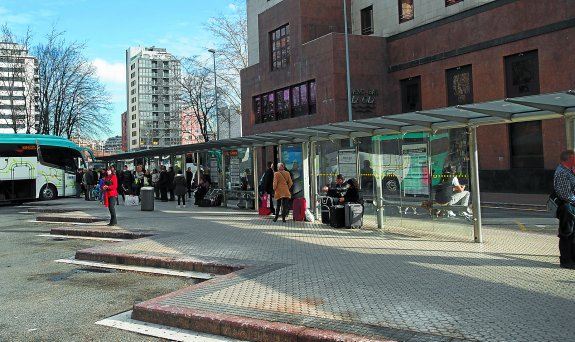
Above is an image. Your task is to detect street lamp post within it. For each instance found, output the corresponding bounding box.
[208,49,219,140]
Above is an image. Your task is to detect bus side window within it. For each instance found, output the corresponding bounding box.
[39,146,81,171]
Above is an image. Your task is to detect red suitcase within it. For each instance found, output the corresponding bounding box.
[292,198,306,221]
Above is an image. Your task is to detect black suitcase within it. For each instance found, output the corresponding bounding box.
[345,203,363,228]
[330,205,345,228]
[321,205,331,224]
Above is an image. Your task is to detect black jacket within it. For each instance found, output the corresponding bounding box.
[343,187,362,204]
[158,170,169,188]
[263,168,274,194]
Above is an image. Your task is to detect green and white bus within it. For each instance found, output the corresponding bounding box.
[0,134,95,202]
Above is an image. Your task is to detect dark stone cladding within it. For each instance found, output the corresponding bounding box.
[388,18,575,73]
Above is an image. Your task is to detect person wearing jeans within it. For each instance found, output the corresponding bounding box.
[272,163,293,223]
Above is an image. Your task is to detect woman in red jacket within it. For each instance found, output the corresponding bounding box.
[102,166,119,226]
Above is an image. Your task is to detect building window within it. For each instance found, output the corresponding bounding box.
[276,88,290,120]
[254,80,316,124]
[446,65,473,106]
[505,50,539,98]
[445,0,463,6]
[361,6,374,35]
[270,24,290,71]
[505,50,542,169]
[292,83,308,117]
[399,0,414,23]
[400,76,421,113]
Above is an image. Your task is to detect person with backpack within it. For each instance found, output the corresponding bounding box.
[272,162,293,223]
[554,150,575,269]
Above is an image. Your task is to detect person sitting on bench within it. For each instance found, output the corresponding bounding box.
[435,166,471,219]
[323,174,346,198]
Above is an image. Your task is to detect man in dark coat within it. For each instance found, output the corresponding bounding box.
[167,166,175,201]
[158,166,169,202]
[75,168,83,198]
[263,161,275,214]
[118,165,134,201]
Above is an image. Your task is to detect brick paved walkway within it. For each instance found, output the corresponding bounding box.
[52,198,573,341]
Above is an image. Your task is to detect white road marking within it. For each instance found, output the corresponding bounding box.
[96,311,244,342]
[37,234,126,242]
[55,259,213,280]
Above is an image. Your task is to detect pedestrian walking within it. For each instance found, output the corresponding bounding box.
[102,166,118,226]
[272,162,293,223]
[554,150,575,269]
[173,170,187,208]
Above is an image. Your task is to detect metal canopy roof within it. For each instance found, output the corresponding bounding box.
[99,90,575,162]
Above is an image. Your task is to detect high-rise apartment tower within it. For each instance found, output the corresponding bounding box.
[126,47,181,151]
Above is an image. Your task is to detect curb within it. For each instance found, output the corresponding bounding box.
[37,215,106,223]
[74,250,243,275]
[132,305,391,342]
[481,202,546,210]
[51,227,154,240]
[27,207,81,213]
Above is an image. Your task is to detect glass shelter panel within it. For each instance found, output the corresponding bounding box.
[315,130,472,239]
[223,148,255,209]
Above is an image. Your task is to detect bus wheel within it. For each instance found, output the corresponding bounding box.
[40,184,57,201]
[383,177,400,194]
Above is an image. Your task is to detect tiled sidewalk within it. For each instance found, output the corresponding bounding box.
[58,198,572,341]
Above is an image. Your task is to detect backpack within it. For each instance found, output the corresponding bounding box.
[434,181,453,204]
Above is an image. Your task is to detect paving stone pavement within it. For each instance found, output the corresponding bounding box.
[43,198,574,341]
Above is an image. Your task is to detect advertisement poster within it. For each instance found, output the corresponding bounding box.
[281,145,303,198]
[401,144,429,196]
[338,149,357,180]
[229,156,240,186]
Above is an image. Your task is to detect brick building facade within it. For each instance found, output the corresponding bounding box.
[240,0,575,192]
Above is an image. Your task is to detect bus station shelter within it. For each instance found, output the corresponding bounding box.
[99,90,575,243]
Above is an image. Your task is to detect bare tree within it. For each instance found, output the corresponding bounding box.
[177,57,217,142]
[0,24,36,133]
[33,29,111,138]
[204,0,248,135]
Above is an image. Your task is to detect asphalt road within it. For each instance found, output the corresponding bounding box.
[0,204,194,342]
[0,200,560,341]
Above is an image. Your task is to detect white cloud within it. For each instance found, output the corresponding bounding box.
[0,7,32,24]
[228,3,238,12]
[92,58,125,84]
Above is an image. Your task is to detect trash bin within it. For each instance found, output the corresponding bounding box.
[140,186,155,211]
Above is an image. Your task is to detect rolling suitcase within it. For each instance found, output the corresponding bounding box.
[292,198,306,221]
[344,203,363,228]
[330,205,345,228]
[321,205,331,224]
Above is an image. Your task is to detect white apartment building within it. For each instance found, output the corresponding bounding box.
[126,47,181,151]
[0,42,38,134]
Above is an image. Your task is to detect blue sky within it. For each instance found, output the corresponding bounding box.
[0,0,243,139]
